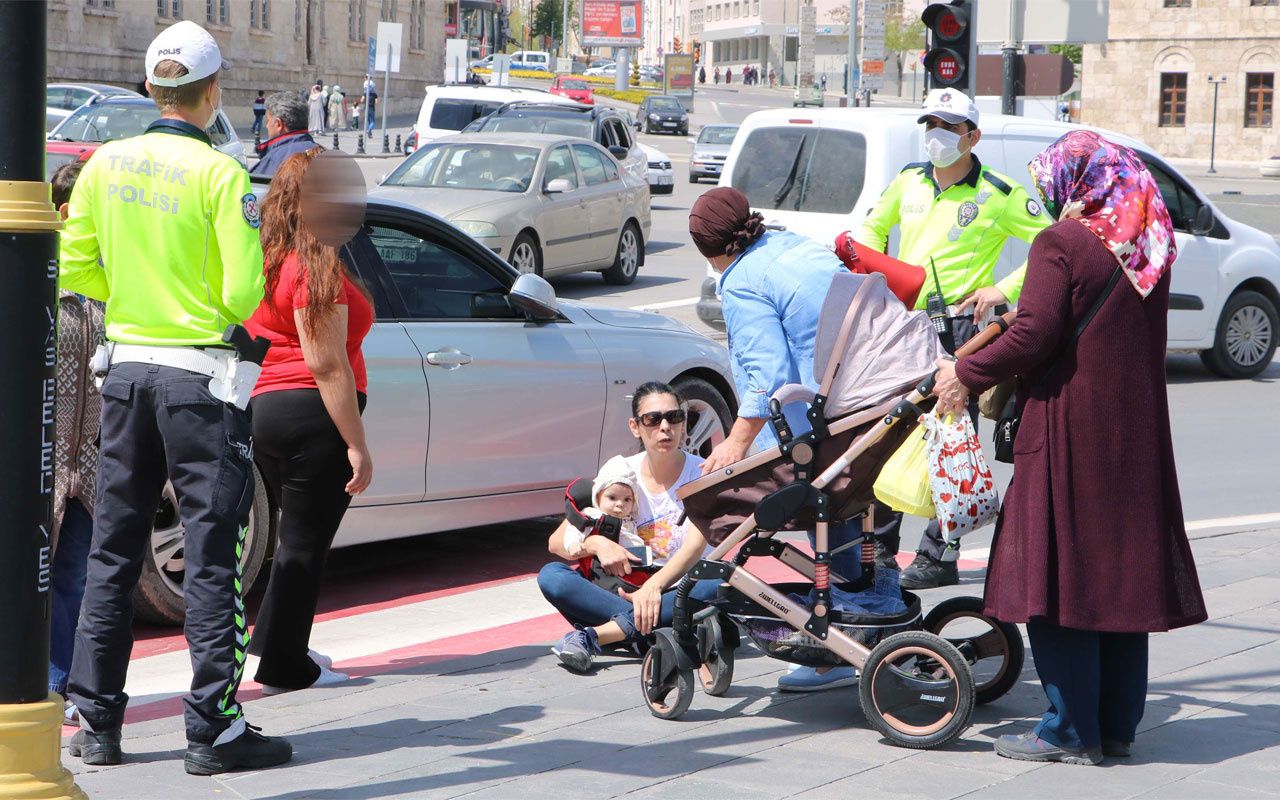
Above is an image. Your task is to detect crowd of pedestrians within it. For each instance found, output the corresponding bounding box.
[43,16,1209,780]
[300,75,377,135]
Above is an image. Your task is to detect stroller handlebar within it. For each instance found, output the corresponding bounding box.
[918,310,1017,398]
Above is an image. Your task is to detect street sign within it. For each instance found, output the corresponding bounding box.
[864,1,888,13]
[366,37,376,75]
[975,0,1110,45]
[375,21,403,72]
[861,40,886,60]
[862,17,886,36]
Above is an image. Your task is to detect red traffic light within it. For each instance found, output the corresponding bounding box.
[923,48,967,86]
[922,2,969,42]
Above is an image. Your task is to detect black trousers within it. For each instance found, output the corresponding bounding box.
[1027,619,1149,750]
[875,315,981,559]
[248,389,364,689]
[69,363,255,744]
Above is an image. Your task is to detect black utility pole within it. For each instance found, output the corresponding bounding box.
[1001,0,1017,115]
[0,1,85,796]
[1208,75,1227,174]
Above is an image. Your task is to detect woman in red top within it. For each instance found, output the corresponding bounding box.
[245,148,375,694]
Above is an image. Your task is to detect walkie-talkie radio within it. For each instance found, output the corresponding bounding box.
[926,257,951,337]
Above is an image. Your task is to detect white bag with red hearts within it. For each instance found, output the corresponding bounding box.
[920,412,1000,543]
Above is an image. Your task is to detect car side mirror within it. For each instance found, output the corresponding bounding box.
[508,273,559,320]
[377,172,388,184]
[608,145,629,160]
[1191,203,1214,235]
[544,178,574,194]
[687,137,697,144]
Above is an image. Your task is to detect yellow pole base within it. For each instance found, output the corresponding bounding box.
[0,694,85,800]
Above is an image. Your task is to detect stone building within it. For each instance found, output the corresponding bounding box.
[1081,0,1280,161]
[47,0,445,127]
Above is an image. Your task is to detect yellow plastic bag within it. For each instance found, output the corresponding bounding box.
[873,423,936,518]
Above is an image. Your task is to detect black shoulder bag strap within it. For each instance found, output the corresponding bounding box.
[992,264,1125,462]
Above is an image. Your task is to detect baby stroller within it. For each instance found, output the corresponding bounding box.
[639,270,1023,749]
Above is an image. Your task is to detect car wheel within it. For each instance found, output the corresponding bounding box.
[1200,289,1278,379]
[689,173,699,184]
[131,469,273,626]
[602,222,641,285]
[509,232,543,276]
[673,376,732,458]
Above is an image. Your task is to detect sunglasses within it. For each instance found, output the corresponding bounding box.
[634,409,687,428]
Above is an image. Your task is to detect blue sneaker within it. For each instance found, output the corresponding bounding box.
[777,664,858,692]
[994,732,1103,765]
[551,628,602,673]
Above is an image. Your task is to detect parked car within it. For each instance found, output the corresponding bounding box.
[1260,155,1280,178]
[375,133,651,284]
[699,107,1280,378]
[585,64,618,77]
[469,101,647,183]
[688,124,739,183]
[639,142,674,195]
[46,82,141,132]
[792,84,824,108]
[46,96,245,177]
[550,76,595,105]
[134,185,735,624]
[638,66,665,84]
[511,50,552,71]
[635,95,689,136]
[470,54,495,70]
[410,84,577,152]
[589,58,615,70]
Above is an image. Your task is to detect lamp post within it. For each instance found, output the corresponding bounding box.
[1208,75,1228,174]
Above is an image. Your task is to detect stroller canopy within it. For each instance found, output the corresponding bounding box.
[814,271,945,418]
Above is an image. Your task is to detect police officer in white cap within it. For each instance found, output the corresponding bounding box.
[60,20,291,773]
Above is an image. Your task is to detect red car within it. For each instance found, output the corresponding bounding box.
[549,76,594,105]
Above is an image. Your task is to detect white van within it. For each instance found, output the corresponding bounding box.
[705,107,1280,378]
[510,50,552,72]
[411,84,576,151]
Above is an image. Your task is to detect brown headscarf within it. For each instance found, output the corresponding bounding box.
[689,186,765,259]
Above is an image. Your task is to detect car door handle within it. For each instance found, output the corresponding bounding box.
[426,350,473,368]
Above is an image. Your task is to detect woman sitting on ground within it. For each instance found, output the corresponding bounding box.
[538,381,721,673]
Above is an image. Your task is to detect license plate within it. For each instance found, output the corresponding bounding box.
[662,122,677,127]
[656,176,672,185]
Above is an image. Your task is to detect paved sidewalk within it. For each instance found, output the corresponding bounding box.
[64,522,1280,799]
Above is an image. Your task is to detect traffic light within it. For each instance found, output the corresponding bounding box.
[673,35,682,54]
[922,0,974,92]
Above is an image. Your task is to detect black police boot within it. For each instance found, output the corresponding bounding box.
[185,719,292,776]
[899,551,958,589]
[874,540,900,572]
[68,728,123,766]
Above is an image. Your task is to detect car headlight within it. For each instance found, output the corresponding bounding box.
[680,114,689,121]
[649,113,660,120]
[455,220,500,239]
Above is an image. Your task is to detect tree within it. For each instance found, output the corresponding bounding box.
[885,11,925,90]
[531,0,576,44]
[1050,44,1083,64]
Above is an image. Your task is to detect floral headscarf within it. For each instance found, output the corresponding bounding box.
[1028,130,1177,298]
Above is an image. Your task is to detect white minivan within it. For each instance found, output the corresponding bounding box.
[702,107,1279,378]
[409,84,577,153]
[511,50,552,72]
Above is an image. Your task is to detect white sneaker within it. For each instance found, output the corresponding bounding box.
[308,649,333,670]
[260,665,350,696]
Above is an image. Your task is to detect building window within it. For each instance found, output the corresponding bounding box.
[381,0,388,20]
[416,0,425,48]
[294,0,301,36]
[250,0,270,28]
[1247,73,1274,127]
[1163,0,1189,6]
[250,0,258,27]
[753,0,760,14]
[349,0,356,39]
[1250,0,1278,5]
[1159,73,1187,126]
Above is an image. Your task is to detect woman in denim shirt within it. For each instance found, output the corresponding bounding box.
[690,187,863,693]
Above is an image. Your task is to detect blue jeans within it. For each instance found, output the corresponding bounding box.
[251,112,265,135]
[365,105,375,134]
[49,497,93,695]
[538,562,721,641]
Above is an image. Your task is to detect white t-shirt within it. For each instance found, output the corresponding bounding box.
[621,451,705,565]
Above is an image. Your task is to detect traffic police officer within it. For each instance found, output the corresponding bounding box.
[59,21,291,774]
[856,88,1052,590]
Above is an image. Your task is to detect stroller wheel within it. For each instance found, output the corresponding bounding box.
[923,596,1025,705]
[642,629,696,720]
[859,630,975,749]
[696,614,736,696]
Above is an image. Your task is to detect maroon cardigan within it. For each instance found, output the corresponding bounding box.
[956,220,1206,632]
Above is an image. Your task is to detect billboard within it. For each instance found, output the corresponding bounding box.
[664,54,694,104]
[581,0,644,48]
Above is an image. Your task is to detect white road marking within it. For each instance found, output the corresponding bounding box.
[1185,512,1280,531]
[629,296,701,311]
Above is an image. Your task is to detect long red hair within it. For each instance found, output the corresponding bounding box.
[258,148,371,335]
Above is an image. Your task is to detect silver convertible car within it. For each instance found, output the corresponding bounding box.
[134,193,736,624]
[374,132,652,285]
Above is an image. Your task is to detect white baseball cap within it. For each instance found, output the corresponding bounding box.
[917,88,979,128]
[145,21,229,87]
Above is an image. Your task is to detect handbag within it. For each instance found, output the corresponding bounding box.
[921,412,1000,538]
[873,422,936,518]
[993,264,1125,463]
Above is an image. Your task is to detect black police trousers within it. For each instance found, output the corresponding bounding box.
[874,314,982,560]
[68,362,255,744]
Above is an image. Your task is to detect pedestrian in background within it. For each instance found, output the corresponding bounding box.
[246,148,374,695]
[821,73,827,92]
[855,88,1051,586]
[769,68,775,86]
[328,84,347,131]
[362,74,377,134]
[699,65,706,84]
[933,130,1207,765]
[251,90,266,136]
[47,160,104,718]
[725,67,732,84]
[252,91,320,176]
[59,19,291,774]
[321,84,331,124]
[308,83,325,133]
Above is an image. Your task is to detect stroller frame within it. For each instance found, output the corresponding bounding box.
[641,272,1020,748]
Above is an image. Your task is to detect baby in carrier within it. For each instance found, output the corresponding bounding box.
[563,456,654,593]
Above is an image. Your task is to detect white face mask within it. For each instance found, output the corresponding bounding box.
[205,84,223,130]
[925,127,968,168]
